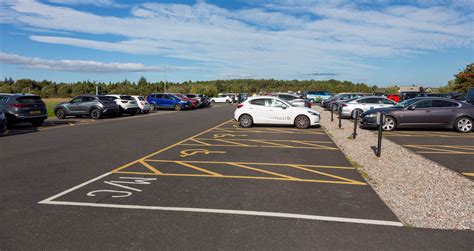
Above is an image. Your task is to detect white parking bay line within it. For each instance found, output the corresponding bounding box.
[38,172,113,203]
[39,200,404,227]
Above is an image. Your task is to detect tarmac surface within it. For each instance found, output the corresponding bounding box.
[1,104,472,249]
[383,130,474,179]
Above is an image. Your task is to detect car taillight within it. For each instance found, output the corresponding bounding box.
[10,103,28,108]
[237,104,244,108]
[340,104,347,107]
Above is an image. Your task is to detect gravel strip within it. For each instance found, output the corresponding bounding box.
[314,106,473,230]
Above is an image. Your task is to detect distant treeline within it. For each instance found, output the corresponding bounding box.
[0,77,379,98]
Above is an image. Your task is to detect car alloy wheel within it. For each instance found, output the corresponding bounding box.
[174,104,182,111]
[352,109,363,119]
[90,109,102,119]
[382,116,396,131]
[55,109,66,119]
[295,115,310,129]
[239,114,253,128]
[456,117,472,132]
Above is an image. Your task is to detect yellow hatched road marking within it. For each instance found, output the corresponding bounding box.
[139,160,162,174]
[111,172,365,185]
[228,163,300,180]
[175,161,223,176]
[214,139,251,146]
[178,143,337,150]
[250,139,293,147]
[112,119,234,173]
[144,159,355,170]
[288,165,366,185]
[189,138,211,146]
[404,144,474,154]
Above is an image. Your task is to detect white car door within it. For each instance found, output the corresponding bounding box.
[266,98,293,124]
[247,98,270,123]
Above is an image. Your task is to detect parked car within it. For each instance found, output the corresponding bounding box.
[399,91,420,101]
[0,111,6,134]
[55,95,119,119]
[174,93,200,108]
[211,94,232,103]
[306,91,332,103]
[323,93,368,111]
[131,95,151,113]
[360,97,474,133]
[340,96,397,118]
[185,94,210,107]
[105,95,140,116]
[147,93,192,111]
[387,94,400,103]
[468,87,474,104]
[234,96,320,129]
[0,93,47,127]
[272,93,311,108]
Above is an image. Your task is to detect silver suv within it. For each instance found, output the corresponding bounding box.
[0,93,47,127]
[54,95,119,120]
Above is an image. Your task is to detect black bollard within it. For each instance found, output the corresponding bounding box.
[338,106,342,129]
[331,108,334,122]
[376,112,384,157]
[352,110,359,139]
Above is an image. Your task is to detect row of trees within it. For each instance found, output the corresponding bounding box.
[0,64,471,98]
[0,78,377,98]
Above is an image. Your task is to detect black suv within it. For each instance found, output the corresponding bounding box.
[54,95,119,119]
[0,94,47,127]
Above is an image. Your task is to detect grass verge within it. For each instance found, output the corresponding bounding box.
[44,98,69,118]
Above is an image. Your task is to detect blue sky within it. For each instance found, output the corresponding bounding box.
[0,0,473,86]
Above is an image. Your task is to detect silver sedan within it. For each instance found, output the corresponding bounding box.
[339,96,397,118]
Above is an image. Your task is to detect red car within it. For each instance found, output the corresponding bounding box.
[174,93,199,108]
[387,94,400,103]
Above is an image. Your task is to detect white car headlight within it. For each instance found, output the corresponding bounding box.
[307,110,319,116]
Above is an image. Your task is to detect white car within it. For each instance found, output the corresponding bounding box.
[106,95,140,115]
[234,96,320,129]
[132,95,151,113]
[211,94,232,103]
[340,96,397,118]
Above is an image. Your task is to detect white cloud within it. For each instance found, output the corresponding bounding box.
[47,0,126,8]
[0,52,196,73]
[1,0,472,81]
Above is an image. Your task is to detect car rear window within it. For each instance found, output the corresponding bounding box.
[0,97,8,103]
[120,95,134,100]
[432,100,458,107]
[249,99,266,106]
[16,96,42,104]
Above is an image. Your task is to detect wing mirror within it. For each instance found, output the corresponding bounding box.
[407,105,416,110]
[282,104,288,109]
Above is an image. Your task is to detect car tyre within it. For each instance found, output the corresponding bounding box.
[211,100,215,104]
[382,116,397,131]
[239,114,253,128]
[294,115,310,129]
[30,118,44,127]
[55,108,66,119]
[90,108,102,120]
[351,109,363,119]
[129,112,136,116]
[174,104,182,111]
[454,117,472,133]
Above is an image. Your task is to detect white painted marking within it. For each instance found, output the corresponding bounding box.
[38,172,113,203]
[39,200,404,227]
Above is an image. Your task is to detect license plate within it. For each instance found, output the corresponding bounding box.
[30,110,41,115]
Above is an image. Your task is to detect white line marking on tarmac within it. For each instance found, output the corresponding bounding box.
[38,172,113,203]
[39,200,403,227]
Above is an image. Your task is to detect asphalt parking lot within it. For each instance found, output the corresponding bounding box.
[384,130,474,179]
[1,105,472,249]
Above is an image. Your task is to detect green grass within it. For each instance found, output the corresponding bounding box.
[44,98,69,118]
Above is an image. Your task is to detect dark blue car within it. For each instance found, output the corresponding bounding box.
[147,93,191,111]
